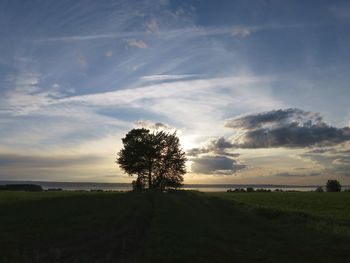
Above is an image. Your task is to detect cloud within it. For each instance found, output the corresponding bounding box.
[274,172,321,177]
[76,51,87,67]
[330,2,350,20]
[126,39,148,48]
[105,50,113,58]
[141,74,200,82]
[1,63,65,115]
[231,26,252,37]
[34,23,321,42]
[36,33,122,42]
[187,137,237,157]
[226,108,350,148]
[0,154,103,169]
[332,158,350,165]
[145,19,159,33]
[191,155,246,175]
[225,108,322,130]
[300,143,350,176]
[134,120,170,130]
[52,83,60,89]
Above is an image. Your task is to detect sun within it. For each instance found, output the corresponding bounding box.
[179,135,198,151]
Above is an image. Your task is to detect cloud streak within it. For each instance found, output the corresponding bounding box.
[127,39,148,49]
[34,23,323,42]
[0,154,103,169]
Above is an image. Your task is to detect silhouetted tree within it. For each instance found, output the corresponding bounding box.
[326,180,341,192]
[117,128,186,190]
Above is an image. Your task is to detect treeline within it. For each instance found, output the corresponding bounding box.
[227,180,348,193]
[227,187,272,193]
[0,184,43,192]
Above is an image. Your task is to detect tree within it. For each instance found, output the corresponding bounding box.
[326,180,341,192]
[117,128,187,190]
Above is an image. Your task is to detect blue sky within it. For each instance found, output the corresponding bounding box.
[1,0,350,184]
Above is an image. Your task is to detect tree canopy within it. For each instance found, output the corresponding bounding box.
[117,128,187,190]
[326,180,341,192]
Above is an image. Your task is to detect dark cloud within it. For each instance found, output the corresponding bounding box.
[191,155,246,175]
[236,124,350,148]
[225,108,323,130]
[186,137,239,157]
[274,172,321,177]
[189,109,350,154]
[306,148,335,154]
[0,154,103,169]
[226,108,350,148]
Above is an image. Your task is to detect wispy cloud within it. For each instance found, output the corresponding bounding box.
[33,23,322,43]
[76,51,87,67]
[145,18,159,33]
[231,26,252,37]
[0,153,103,168]
[105,50,113,58]
[126,39,148,49]
[1,62,58,115]
[141,74,200,82]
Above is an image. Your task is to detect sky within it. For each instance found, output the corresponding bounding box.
[1,0,350,185]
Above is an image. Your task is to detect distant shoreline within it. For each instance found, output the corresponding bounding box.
[1,180,349,192]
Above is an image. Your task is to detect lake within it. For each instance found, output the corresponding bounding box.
[1,180,348,192]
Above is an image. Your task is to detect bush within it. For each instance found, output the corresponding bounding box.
[326,180,341,192]
[246,187,255,192]
[47,188,63,191]
[315,186,324,192]
[132,178,145,191]
[256,188,272,192]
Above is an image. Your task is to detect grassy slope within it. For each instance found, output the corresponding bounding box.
[0,191,349,263]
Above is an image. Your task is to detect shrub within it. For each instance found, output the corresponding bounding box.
[315,186,324,192]
[132,178,145,191]
[47,188,63,191]
[256,188,271,192]
[246,187,255,192]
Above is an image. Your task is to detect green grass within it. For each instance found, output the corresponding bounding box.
[209,191,350,235]
[209,192,350,221]
[0,190,349,262]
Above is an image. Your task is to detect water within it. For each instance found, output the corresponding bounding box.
[0,181,131,191]
[2,180,348,192]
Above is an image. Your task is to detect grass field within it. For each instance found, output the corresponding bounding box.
[0,190,349,262]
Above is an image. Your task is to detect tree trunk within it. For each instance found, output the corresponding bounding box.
[148,167,152,189]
